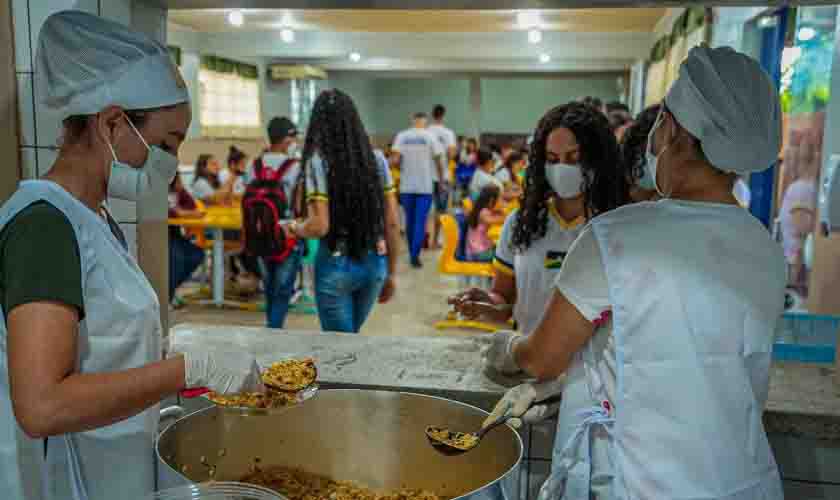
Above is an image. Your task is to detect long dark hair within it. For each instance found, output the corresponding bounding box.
[512,102,629,251]
[227,145,247,168]
[468,185,501,229]
[299,89,385,260]
[620,104,661,186]
[194,154,219,189]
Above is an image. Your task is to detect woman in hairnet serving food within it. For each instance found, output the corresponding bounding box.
[485,45,787,499]
[0,11,262,500]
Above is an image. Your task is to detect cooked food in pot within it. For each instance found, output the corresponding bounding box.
[206,390,298,409]
[262,359,317,391]
[240,465,443,500]
[425,427,479,451]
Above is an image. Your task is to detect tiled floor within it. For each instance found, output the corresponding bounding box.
[171,248,485,338]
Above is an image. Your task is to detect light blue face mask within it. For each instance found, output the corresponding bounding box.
[637,159,656,190]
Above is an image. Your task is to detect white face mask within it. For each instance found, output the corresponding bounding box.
[106,115,179,201]
[645,111,672,198]
[545,162,583,199]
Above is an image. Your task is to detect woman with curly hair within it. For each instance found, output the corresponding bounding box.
[287,89,401,333]
[450,102,629,337]
[620,104,661,202]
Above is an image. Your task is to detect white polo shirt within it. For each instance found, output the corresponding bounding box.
[493,199,586,336]
[393,128,444,195]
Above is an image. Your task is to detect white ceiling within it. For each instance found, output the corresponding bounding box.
[168,8,664,73]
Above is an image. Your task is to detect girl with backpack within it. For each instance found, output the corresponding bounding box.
[284,89,401,333]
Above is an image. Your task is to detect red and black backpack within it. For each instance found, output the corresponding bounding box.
[242,157,298,262]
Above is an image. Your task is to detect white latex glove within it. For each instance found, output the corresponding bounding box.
[482,377,566,429]
[173,347,264,395]
[483,330,524,375]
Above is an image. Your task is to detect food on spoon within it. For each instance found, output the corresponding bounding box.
[240,465,443,500]
[206,390,299,409]
[426,426,480,451]
[262,358,317,391]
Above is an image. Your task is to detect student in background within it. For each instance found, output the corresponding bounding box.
[466,185,505,263]
[469,148,505,201]
[219,145,248,198]
[452,102,629,337]
[191,154,238,205]
[460,137,478,166]
[392,112,445,268]
[168,175,205,303]
[496,152,525,197]
[244,116,303,328]
[289,89,400,333]
[428,104,457,250]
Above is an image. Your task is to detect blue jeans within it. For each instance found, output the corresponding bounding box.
[400,193,433,260]
[315,245,388,333]
[169,233,205,299]
[259,245,303,328]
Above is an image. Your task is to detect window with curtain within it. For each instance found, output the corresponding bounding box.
[199,55,262,138]
[291,79,317,132]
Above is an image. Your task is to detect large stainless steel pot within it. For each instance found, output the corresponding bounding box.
[157,390,522,500]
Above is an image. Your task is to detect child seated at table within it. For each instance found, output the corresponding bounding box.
[169,174,206,305]
[466,185,505,263]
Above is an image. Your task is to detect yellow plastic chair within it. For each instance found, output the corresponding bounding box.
[434,214,499,333]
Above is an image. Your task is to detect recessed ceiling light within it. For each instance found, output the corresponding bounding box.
[281,28,295,43]
[539,53,551,64]
[517,11,541,29]
[798,27,817,42]
[228,10,244,27]
[349,52,362,62]
[528,29,542,44]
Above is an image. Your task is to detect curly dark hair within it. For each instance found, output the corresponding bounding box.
[620,104,661,186]
[298,89,385,260]
[511,102,629,251]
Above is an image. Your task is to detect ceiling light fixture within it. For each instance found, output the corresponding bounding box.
[798,26,817,42]
[228,9,244,27]
[528,29,542,44]
[517,10,541,29]
[349,52,362,62]
[539,53,551,64]
[281,28,295,43]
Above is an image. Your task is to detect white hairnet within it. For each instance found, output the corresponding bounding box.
[36,10,189,120]
[665,45,781,175]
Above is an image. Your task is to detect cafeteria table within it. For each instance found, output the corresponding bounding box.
[168,206,242,307]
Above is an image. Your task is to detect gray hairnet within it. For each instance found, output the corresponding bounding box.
[665,45,781,175]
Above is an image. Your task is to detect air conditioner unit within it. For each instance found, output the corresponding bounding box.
[268,64,327,81]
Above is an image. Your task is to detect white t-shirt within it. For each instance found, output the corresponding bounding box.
[495,167,513,186]
[244,153,302,218]
[428,123,456,183]
[190,177,217,201]
[469,169,504,200]
[218,167,246,196]
[493,200,586,336]
[393,128,444,195]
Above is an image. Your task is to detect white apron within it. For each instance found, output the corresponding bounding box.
[0,181,161,500]
[539,200,786,500]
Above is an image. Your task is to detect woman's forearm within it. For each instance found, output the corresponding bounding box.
[15,356,185,439]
